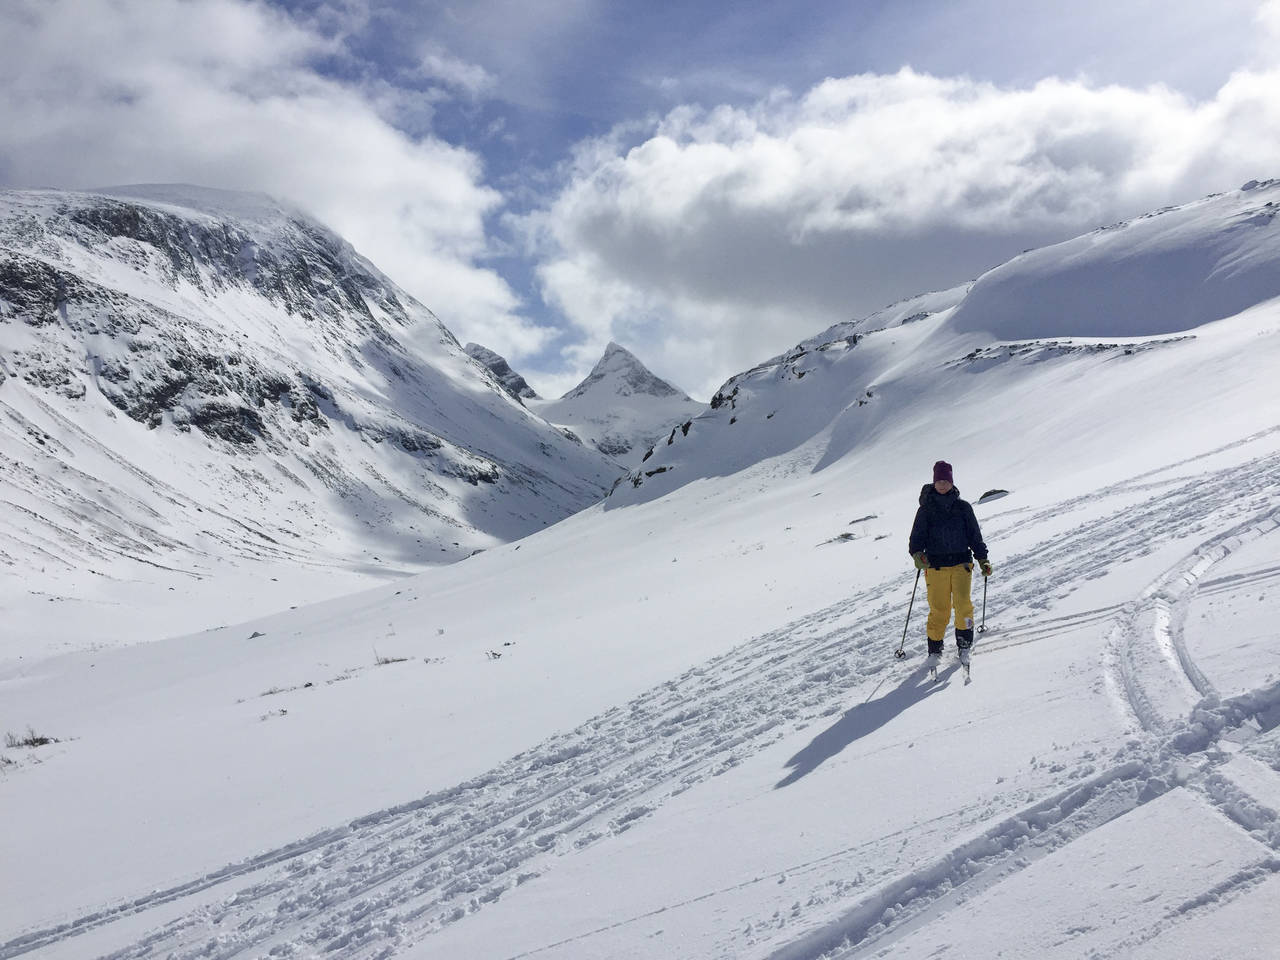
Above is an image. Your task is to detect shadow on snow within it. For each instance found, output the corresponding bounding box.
[776,665,957,788]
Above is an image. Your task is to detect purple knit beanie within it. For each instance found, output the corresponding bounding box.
[933,460,954,484]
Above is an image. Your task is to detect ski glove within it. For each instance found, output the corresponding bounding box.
[979,560,993,578]
[912,552,927,571]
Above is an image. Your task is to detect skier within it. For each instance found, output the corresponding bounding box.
[908,460,992,676]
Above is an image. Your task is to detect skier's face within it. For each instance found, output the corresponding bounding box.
[934,479,953,494]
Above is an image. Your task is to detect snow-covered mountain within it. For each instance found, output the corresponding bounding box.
[529,341,706,465]
[615,180,1280,503]
[464,342,539,402]
[4,181,1280,960]
[0,185,621,655]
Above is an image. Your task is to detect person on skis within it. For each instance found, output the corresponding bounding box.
[908,460,992,671]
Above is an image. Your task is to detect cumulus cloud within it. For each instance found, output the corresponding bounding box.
[7,0,1280,401]
[530,61,1280,398]
[0,0,549,362]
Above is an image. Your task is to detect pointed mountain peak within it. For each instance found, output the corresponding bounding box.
[588,341,647,377]
[465,343,539,401]
[561,342,690,401]
[601,340,632,359]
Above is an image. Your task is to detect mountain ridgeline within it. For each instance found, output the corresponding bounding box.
[464,343,539,402]
[529,342,705,466]
[466,340,706,467]
[610,180,1280,504]
[3,179,1278,648]
[0,185,621,603]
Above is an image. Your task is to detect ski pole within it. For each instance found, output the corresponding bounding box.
[895,569,921,659]
[978,573,988,634]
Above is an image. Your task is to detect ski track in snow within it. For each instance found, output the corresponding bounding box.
[785,459,1280,960]
[5,444,1280,960]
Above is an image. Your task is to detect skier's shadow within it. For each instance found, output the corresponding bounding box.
[775,665,957,788]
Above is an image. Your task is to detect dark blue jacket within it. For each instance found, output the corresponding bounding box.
[909,484,988,569]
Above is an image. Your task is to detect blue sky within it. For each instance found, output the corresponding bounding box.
[2,0,1278,397]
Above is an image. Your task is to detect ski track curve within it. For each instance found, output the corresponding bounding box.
[5,444,1280,960]
[776,466,1280,960]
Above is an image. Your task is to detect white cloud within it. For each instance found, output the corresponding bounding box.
[7,0,1280,401]
[0,0,549,363]
[1259,0,1280,41]
[530,59,1280,397]
[417,47,496,97]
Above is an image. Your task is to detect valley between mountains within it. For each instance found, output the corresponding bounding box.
[3,181,1280,959]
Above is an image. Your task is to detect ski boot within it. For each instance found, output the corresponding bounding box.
[956,628,974,682]
[926,638,943,682]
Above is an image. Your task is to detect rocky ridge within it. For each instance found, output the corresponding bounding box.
[465,343,539,402]
[0,185,621,647]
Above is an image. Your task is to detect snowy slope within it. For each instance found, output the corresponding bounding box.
[0,186,621,656]
[3,183,1280,960]
[616,181,1280,504]
[799,282,973,347]
[951,178,1280,340]
[529,341,706,465]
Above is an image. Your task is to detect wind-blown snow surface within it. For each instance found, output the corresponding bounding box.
[0,186,620,657]
[950,178,1280,340]
[530,342,706,466]
[3,182,1280,960]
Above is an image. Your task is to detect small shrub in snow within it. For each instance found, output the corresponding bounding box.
[5,727,59,749]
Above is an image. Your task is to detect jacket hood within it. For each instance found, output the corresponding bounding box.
[919,483,961,507]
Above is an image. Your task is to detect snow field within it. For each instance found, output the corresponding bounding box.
[6,421,1280,959]
[4,184,1280,958]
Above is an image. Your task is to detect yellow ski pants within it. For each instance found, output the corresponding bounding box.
[925,563,975,644]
